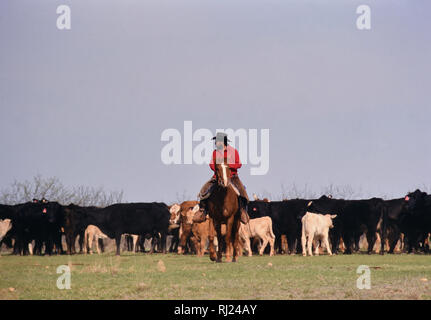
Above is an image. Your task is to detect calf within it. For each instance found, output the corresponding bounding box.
[0,219,12,242]
[191,220,210,256]
[301,212,337,256]
[239,216,275,256]
[171,201,200,254]
[84,225,108,254]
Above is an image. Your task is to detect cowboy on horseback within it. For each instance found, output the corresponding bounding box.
[193,132,250,224]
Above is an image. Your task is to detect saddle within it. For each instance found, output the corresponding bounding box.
[198,180,240,200]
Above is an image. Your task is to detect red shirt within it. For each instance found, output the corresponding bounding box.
[209,145,242,178]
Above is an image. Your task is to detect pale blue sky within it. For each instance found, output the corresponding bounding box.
[0,0,430,203]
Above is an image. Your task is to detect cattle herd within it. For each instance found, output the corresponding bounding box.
[0,189,430,258]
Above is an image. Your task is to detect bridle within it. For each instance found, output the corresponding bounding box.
[220,163,229,187]
[215,158,233,189]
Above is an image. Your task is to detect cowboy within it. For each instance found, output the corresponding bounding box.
[193,132,250,224]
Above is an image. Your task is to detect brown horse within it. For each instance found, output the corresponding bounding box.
[207,156,241,262]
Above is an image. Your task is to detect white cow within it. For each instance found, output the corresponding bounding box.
[84,225,108,254]
[0,219,12,241]
[301,212,337,256]
[239,216,275,256]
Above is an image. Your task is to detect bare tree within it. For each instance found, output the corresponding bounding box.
[279,182,318,200]
[0,175,123,206]
[320,183,363,200]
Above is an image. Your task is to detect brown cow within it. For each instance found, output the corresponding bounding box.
[190,219,211,256]
[169,201,200,254]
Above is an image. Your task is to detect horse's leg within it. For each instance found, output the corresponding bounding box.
[224,215,234,262]
[215,222,223,263]
[208,217,217,262]
[232,217,241,262]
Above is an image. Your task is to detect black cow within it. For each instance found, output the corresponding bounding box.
[11,201,43,255]
[43,201,65,255]
[403,189,431,253]
[84,202,170,256]
[5,200,64,255]
[307,196,385,255]
[381,198,409,253]
[0,204,16,220]
[62,204,98,255]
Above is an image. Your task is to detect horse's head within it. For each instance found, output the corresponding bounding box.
[214,156,231,187]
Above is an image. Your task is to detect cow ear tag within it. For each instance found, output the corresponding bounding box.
[43,208,47,214]
[404,196,410,201]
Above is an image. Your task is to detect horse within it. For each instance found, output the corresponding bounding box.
[206,156,242,262]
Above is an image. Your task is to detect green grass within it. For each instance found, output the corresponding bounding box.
[0,253,430,300]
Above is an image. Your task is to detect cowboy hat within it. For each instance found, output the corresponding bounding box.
[212,132,231,143]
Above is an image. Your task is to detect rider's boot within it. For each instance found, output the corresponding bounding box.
[239,196,250,224]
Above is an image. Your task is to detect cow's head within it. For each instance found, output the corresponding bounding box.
[44,202,61,224]
[325,214,337,229]
[62,204,87,228]
[169,203,181,225]
[319,195,331,201]
[248,201,270,218]
[178,202,200,225]
[183,204,200,225]
[405,189,427,212]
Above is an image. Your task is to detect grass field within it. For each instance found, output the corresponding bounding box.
[0,252,430,300]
